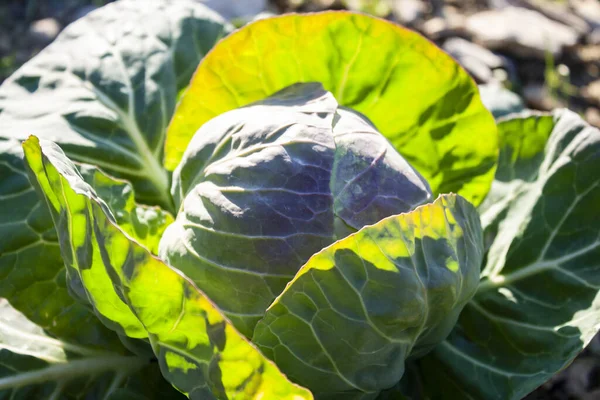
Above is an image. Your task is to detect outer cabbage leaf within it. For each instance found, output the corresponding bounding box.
[0,0,228,354]
[23,136,313,400]
[78,165,173,255]
[51,165,174,329]
[411,109,600,399]
[165,12,498,207]
[0,299,185,400]
[252,194,482,398]
[2,139,173,345]
[160,83,431,337]
[0,137,127,352]
[0,0,230,209]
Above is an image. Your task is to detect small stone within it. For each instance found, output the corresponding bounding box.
[392,0,426,26]
[589,28,600,45]
[523,83,562,110]
[584,107,600,128]
[582,80,600,106]
[442,38,508,83]
[444,37,504,68]
[28,18,61,47]
[492,68,509,83]
[566,44,600,65]
[520,0,589,36]
[422,12,468,41]
[557,64,570,77]
[444,38,505,83]
[571,0,600,28]
[423,17,446,37]
[458,57,493,83]
[466,7,579,59]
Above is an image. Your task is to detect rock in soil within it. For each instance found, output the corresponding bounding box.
[586,107,600,129]
[571,0,600,29]
[523,83,564,110]
[443,37,505,83]
[422,10,468,41]
[391,0,427,26]
[582,79,600,106]
[466,7,579,59]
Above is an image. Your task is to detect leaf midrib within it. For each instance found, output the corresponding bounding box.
[84,81,171,207]
[478,123,595,293]
[0,319,109,361]
[0,354,147,391]
[61,18,172,209]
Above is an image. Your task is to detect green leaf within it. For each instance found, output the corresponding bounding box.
[413,109,600,399]
[0,0,231,209]
[160,83,432,338]
[0,0,228,357]
[252,194,483,398]
[22,136,313,400]
[2,140,173,344]
[478,111,554,251]
[56,165,174,318]
[78,165,173,255]
[0,299,186,400]
[0,137,123,352]
[165,12,498,207]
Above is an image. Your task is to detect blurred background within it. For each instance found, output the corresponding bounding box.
[1,0,599,398]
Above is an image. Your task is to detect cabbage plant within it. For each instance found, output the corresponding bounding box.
[2,1,600,400]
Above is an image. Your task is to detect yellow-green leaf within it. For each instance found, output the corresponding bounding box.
[0,0,231,355]
[165,12,498,206]
[22,136,312,400]
[253,194,483,398]
[78,165,174,255]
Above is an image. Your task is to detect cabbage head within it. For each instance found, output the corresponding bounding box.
[159,83,433,337]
